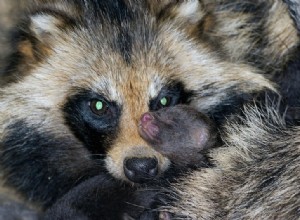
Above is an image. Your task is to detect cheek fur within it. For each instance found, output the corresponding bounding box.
[0,120,100,207]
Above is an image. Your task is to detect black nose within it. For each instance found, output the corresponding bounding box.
[124,157,158,183]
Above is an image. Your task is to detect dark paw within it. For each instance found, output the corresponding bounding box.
[128,210,172,220]
[124,188,175,220]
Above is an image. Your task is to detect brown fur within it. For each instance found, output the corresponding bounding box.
[150,0,299,69]
[0,0,298,216]
[200,0,299,70]
[0,0,28,84]
[0,0,273,185]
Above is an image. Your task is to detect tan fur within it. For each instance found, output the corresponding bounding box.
[0,0,276,183]
[0,0,27,61]
[196,0,299,70]
[263,1,299,63]
[0,0,298,213]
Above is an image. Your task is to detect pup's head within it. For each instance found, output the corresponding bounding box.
[138,105,217,168]
[0,0,274,206]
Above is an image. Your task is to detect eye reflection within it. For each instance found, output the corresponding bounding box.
[90,99,109,115]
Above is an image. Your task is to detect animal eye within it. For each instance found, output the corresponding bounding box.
[90,99,109,115]
[159,96,172,108]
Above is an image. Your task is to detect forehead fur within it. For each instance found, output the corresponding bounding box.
[1,0,275,117]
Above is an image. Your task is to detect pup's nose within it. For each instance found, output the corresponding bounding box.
[140,112,154,123]
[138,112,160,143]
[124,157,158,183]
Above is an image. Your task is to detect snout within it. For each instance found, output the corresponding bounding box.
[106,144,170,183]
[124,157,158,183]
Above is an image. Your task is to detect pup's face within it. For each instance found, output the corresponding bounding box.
[138,105,217,167]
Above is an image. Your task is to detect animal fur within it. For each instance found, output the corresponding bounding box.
[154,103,300,219]
[44,105,217,219]
[0,0,27,85]
[0,0,298,217]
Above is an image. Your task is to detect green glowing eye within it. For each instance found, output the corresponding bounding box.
[160,97,168,106]
[90,99,108,115]
[95,101,103,111]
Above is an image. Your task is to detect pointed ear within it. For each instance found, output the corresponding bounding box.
[170,0,205,24]
[29,11,75,44]
[30,13,63,41]
[148,0,206,24]
[15,10,75,64]
[7,8,77,77]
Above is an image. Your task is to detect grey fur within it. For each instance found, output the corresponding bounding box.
[158,104,300,219]
[0,0,298,218]
[284,0,300,31]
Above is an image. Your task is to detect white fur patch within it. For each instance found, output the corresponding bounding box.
[149,75,164,99]
[30,14,61,37]
[177,0,201,23]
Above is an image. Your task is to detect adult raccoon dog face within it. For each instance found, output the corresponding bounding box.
[0,0,273,207]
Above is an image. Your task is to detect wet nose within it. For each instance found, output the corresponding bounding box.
[124,157,158,183]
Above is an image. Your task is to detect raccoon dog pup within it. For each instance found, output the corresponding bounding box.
[138,105,217,168]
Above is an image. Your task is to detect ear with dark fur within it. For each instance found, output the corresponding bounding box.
[22,10,76,60]
[149,0,205,23]
[30,12,70,42]
[147,0,212,35]
[1,8,77,83]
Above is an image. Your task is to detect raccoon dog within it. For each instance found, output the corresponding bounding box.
[0,0,278,214]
